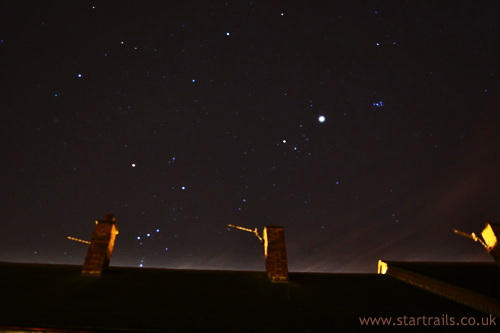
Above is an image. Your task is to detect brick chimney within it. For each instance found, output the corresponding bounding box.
[263,225,289,283]
[482,223,500,264]
[82,213,119,276]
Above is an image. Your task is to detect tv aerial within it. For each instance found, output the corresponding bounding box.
[67,236,91,245]
[228,224,264,245]
[453,228,488,249]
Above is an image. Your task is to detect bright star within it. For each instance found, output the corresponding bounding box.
[318,115,326,122]
[132,163,136,167]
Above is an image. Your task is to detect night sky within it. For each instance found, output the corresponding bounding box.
[2,1,500,273]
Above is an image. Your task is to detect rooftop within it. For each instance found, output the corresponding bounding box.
[1,261,498,332]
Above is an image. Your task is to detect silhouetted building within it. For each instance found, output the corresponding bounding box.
[0,261,498,332]
[1,218,499,332]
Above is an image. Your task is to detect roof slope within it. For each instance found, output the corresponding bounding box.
[382,261,500,297]
[0,262,497,332]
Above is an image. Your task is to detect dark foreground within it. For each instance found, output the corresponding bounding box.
[0,262,498,332]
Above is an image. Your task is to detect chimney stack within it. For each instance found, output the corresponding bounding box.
[482,223,500,264]
[82,213,119,276]
[263,225,289,283]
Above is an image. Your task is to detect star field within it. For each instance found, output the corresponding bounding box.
[1,1,500,272]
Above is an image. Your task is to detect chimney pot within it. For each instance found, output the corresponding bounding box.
[482,223,500,264]
[263,225,289,283]
[81,214,119,276]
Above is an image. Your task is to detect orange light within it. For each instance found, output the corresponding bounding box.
[481,224,498,250]
[378,260,388,274]
[263,227,268,257]
[107,224,118,256]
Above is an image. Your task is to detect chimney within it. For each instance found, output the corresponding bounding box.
[482,223,500,264]
[263,225,289,283]
[82,213,119,276]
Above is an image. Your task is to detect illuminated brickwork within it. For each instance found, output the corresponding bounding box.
[263,225,289,283]
[82,214,119,276]
[482,223,500,264]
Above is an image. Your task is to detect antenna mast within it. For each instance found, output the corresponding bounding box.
[67,236,91,245]
[453,228,488,249]
[228,224,264,245]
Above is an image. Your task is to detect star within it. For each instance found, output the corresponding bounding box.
[4,0,497,275]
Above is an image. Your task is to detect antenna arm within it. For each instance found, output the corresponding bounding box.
[472,233,489,249]
[228,224,264,245]
[253,228,264,245]
[453,229,488,249]
[67,236,91,245]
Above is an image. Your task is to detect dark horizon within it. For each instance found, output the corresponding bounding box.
[1,1,500,273]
